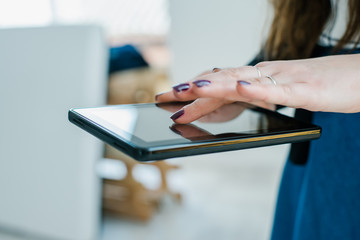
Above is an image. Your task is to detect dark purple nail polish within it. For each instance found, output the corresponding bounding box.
[173,83,190,92]
[170,109,184,120]
[237,80,251,85]
[193,80,211,87]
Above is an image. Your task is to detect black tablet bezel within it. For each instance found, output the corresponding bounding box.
[68,102,321,161]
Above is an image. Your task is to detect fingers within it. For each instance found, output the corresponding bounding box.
[191,78,276,110]
[236,79,309,108]
[155,91,177,102]
[197,103,245,123]
[255,60,286,77]
[189,74,283,101]
[157,76,281,124]
[155,65,263,103]
[170,98,228,124]
[155,82,198,103]
[155,63,307,123]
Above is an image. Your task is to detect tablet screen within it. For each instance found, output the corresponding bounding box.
[70,102,321,161]
[75,102,304,144]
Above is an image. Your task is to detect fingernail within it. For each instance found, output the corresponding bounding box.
[212,68,222,73]
[237,80,251,85]
[170,109,184,120]
[193,80,211,87]
[155,92,164,101]
[173,83,190,92]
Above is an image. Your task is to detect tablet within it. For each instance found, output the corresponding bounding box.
[68,102,321,161]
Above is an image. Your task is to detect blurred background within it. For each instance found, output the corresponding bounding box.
[0,0,292,239]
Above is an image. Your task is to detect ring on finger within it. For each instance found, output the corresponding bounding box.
[265,75,277,86]
[254,66,262,78]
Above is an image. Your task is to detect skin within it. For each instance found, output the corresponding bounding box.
[156,54,360,124]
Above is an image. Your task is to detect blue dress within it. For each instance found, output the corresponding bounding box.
[271,46,360,240]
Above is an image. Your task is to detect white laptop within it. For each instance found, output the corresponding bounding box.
[0,25,108,240]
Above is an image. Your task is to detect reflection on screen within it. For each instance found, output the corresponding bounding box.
[90,103,273,143]
[98,108,138,135]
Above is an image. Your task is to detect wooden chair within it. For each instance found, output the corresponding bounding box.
[103,66,181,221]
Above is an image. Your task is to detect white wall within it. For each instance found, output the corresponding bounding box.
[0,25,107,240]
[168,0,271,83]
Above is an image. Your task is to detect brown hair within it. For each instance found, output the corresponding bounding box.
[265,0,360,60]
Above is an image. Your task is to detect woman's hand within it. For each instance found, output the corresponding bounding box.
[156,54,360,123]
[156,68,274,124]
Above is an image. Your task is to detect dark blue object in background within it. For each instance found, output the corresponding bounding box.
[108,44,149,74]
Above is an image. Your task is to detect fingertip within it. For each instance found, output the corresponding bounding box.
[192,79,211,88]
[170,109,184,121]
[190,80,215,96]
[155,90,184,103]
[237,80,251,86]
[155,92,173,103]
[155,92,165,102]
[170,98,226,124]
[169,108,197,124]
[173,83,190,93]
